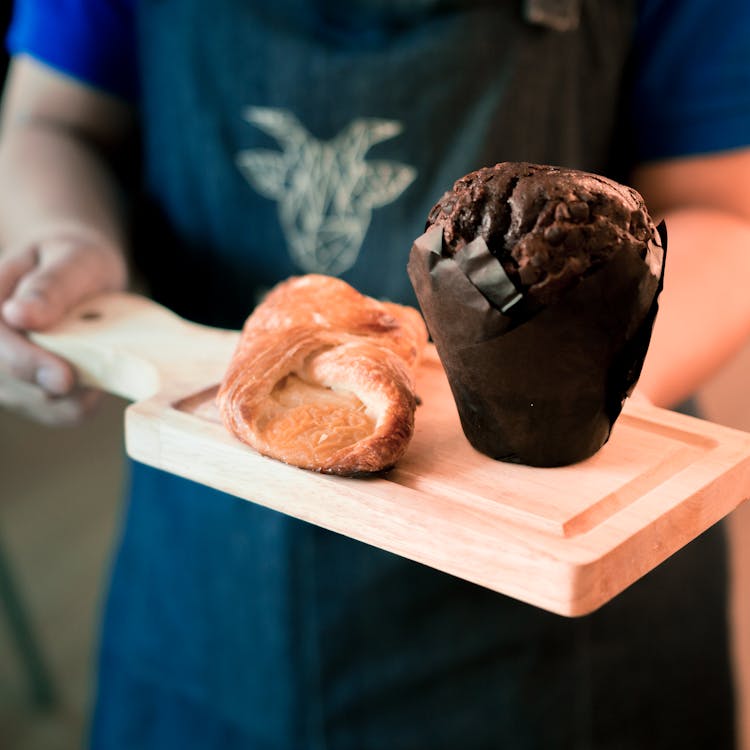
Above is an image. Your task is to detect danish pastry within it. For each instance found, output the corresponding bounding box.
[217,275,428,475]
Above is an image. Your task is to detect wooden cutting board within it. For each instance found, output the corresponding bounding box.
[31,292,750,616]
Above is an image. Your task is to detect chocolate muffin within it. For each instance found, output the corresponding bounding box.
[408,162,666,467]
[427,162,659,309]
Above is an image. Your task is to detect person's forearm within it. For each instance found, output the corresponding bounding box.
[0,58,132,420]
[0,120,128,255]
[636,207,750,408]
[0,54,133,257]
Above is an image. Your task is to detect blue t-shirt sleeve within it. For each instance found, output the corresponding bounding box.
[630,0,750,161]
[6,0,138,101]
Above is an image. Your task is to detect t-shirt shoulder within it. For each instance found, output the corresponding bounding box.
[629,0,750,161]
[5,0,138,101]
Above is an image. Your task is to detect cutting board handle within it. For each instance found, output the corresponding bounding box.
[29,293,239,401]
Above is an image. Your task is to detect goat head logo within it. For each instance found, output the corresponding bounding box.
[236,107,417,275]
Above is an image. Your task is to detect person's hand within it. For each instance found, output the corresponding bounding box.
[0,231,127,425]
[627,387,654,408]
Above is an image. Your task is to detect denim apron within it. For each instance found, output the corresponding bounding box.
[91,2,735,747]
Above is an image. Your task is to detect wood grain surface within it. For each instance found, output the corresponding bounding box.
[32,293,750,616]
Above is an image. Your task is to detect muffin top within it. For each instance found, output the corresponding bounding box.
[426,162,659,307]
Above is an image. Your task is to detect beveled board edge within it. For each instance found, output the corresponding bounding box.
[124,396,750,616]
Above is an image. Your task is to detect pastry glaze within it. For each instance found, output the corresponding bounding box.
[217,275,428,475]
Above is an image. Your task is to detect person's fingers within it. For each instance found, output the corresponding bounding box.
[0,321,75,395]
[628,388,653,406]
[0,236,118,419]
[34,386,102,426]
[4,240,99,330]
[0,246,38,301]
[0,373,101,426]
[2,237,126,331]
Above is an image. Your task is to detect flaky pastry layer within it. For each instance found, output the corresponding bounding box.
[216,275,428,475]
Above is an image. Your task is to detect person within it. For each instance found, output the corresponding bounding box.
[1,0,749,747]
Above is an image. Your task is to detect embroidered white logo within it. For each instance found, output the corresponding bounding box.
[236,107,417,275]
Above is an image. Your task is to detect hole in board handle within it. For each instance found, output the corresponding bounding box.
[79,310,102,321]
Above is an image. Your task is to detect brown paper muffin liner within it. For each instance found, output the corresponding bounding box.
[407,222,666,467]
